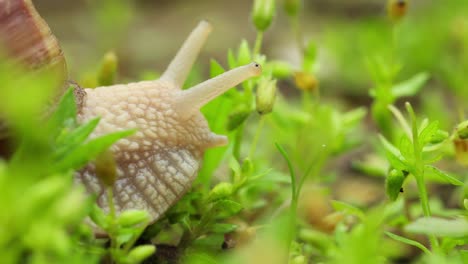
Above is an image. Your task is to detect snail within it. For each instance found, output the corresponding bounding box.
[1,0,262,222]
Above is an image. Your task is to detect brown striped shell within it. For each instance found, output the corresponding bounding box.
[0,0,67,78]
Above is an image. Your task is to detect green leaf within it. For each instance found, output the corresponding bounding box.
[379,135,407,170]
[128,245,156,263]
[406,217,468,238]
[210,59,225,78]
[398,136,414,162]
[391,72,429,98]
[117,210,150,227]
[419,121,439,145]
[385,231,431,254]
[208,223,238,234]
[89,204,107,229]
[424,165,463,186]
[227,49,237,68]
[227,106,251,131]
[342,107,367,129]
[53,129,135,172]
[54,118,101,158]
[237,39,251,66]
[331,200,365,220]
[212,199,243,218]
[47,88,77,136]
[275,143,297,199]
[385,169,406,201]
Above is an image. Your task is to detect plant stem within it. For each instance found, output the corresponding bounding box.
[248,116,265,158]
[415,176,439,250]
[253,31,264,56]
[233,123,245,160]
[288,13,304,53]
[106,187,117,261]
[407,103,439,251]
[275,143,298,260]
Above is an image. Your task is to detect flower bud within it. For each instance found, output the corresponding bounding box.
[456,120,468,139]
[387,0,408,22]
[294,71,318,92]
[94,150,117,187]
[453,139,468,166]
[430,130,449,144]
[464,199,468,211]
[98,51,118,86]
[209,182,234,201]
[128,245,156,263]
[252,0,276,32]
[255,77,277,115]
[117,209,150,227]
[386,169,406,201]
[284,0,300,17]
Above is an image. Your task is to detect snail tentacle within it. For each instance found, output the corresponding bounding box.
[160,20,212,88]
[175,62,262,119]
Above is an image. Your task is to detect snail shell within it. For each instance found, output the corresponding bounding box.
[0,0,262,223]
[0,0,67,79]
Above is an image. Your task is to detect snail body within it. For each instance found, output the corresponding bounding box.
[77,22,261,221]
[1,1,262,222]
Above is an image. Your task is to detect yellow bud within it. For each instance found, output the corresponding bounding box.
[387,0,408,22]
[255,77,277,115]
[294,71,318,92]
[454,139,468,166]
[94,150,117,187]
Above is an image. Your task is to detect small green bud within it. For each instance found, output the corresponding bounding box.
[456,120,468,139]
[284,0,300,17]
[252,0,276,32]
[464,199,468,211]
[430,130,449,144]
[227,106,251,131]
[386,169,406,201]
[128,245,156,263]
[94,150,117,187]
[255,77,277,115]
[209,182,234,201]
[98,51,118,86]
[117,209,150,227]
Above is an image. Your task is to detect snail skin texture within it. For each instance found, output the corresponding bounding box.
[76,21,262,221]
